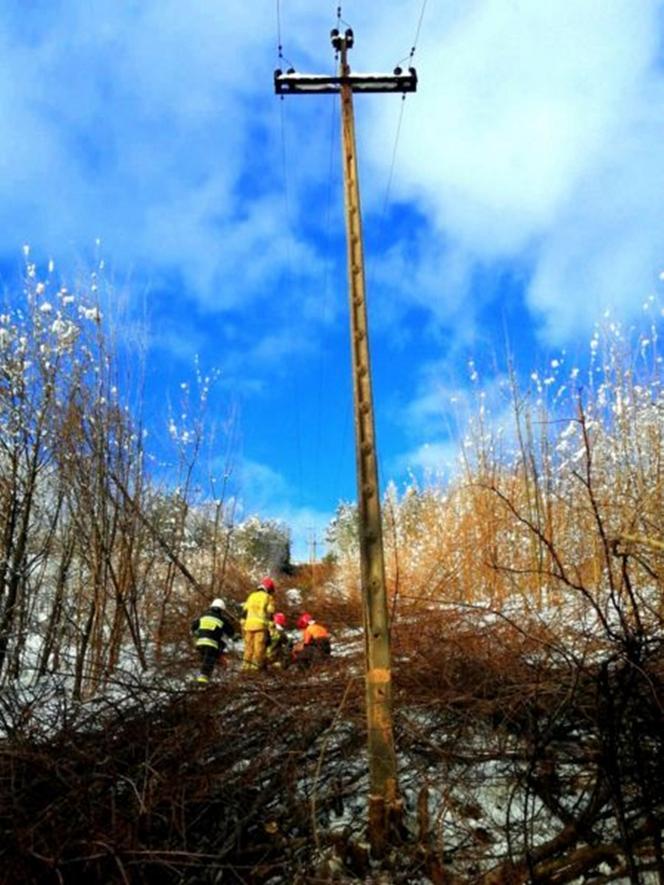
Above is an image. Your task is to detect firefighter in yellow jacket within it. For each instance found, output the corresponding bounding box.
[241,577,276,670]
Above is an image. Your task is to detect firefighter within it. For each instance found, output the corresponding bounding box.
[292,612,331,669]
[241,577,276,671]
[266,611,293,669]
[191,597,235,685]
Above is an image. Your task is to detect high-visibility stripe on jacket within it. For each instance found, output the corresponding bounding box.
[191,609,232,650]
[242,589,274,631]
[303,622,329,645]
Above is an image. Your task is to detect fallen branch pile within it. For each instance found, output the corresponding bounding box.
[1,613,663,883]
[0,664,368,884]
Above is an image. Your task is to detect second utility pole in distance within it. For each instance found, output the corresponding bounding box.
[275,28,417,857]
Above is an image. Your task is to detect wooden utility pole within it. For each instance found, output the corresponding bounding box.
[275,29,417,856]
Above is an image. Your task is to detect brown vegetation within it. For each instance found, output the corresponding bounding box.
[1,610,662,883]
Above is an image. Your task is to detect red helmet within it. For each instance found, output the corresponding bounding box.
[297,612,313,630]
[273,612,287,628]
[260,577,275,592]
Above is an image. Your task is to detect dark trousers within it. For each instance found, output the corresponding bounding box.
[198,645,219,678]
[295,638,331,669]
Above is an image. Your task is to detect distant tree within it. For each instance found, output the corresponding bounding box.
[231,516,291,576]
[325,501,359,560]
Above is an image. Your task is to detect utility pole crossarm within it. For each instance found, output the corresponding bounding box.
[274,25,417,97]
[274,68,417,95]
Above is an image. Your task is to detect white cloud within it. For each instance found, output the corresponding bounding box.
[369,234,478,334]
[394,440,461,478]
[239,458,290,506]
[528,93,664,338]
[362,0,664,338]
[2,0,662,352]
[0,1,329,311]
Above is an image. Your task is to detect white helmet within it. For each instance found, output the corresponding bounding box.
[211,597,225,610]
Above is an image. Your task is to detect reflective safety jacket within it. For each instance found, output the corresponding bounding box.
[302,622,330,645]
[242,589,275,631]
[191,608,234,651]
[267,624,293,660]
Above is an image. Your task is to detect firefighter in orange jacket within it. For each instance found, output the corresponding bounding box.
[293,612,331,669]
[241,577,276,671]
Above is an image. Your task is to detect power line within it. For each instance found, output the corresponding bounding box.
[275,0,344,547]
[410,0,429,61]
[274,5,304,508]
[381,95,406,217]
[313,95,342,518]
[275,0,295,69]
[394,0,430,68]
[336,4,352,31]
[276,0,283,60]
[373,0,432,237]
[277,104,304,507]
[368,0,429,496]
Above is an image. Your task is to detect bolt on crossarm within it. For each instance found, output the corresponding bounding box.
[275,28,416,856]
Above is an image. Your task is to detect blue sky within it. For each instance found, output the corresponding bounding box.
[1,0,664,559]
